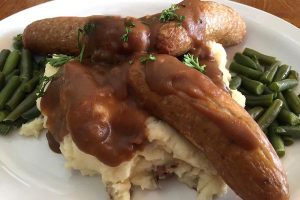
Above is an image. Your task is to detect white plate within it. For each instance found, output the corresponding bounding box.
[0,0,300,199]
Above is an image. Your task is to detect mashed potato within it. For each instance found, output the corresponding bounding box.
[20,41,246,200]
[20,116,44,137]
[61,118,225,200]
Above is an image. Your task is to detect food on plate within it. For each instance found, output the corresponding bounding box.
[0,0,293,200]
[35,41,229,200]
[229,48,300,157]
[23,0,246,57]
[127,53,289,200]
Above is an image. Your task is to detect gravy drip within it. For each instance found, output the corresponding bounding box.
[41,61,148,166]
[201,59,227,91]
[46,132,61,154]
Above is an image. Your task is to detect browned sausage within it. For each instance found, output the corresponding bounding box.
[127,54,289,200]
[145,0,246,56]
[23,17,88,55]
[23,0,246,57]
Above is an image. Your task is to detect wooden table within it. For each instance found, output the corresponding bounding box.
[0,0,299,28]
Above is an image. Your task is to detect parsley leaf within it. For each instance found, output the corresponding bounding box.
[159,4,185,24]
[140,54,156,64]
[121,20,136,42]
[13,34,23,50]
[47,54,74,68]
[36,75,55,98]
[128,60,134,65]
[77,22,96,62]
[183,53,206,73]
[121,27,132,42]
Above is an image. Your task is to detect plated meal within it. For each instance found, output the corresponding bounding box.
[0,0,300,200]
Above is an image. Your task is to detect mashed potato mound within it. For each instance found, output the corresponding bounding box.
[20,116,44,137]
[21,41,246,200]
[61,118,226,200]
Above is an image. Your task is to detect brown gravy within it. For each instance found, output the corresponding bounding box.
[41,61,148,166]
[201,59,228,91]
[46,132,61,154]
[85,16,150,64]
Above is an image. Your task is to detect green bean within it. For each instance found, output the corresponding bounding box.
[268,132,285,157]
[33,60,40,71]
[276,126,300,138]
[273,65,291,81]
[33,70,43,79]
[37,56,47,68]
[234,53,259,70]
[229,61,262,80]
[241,76,265,95]
[277,92,290,111]
[243,48,277,65]
[0,76,21,110]
[2,50,21,75]
[5,69,19,83]
[11,118,27,128]
[0,49,11,71]
[269,79,298,92]
[5,82,26,111]
[282,136,294,146]
[268,121,279,135]
[263,86,274,95]
[257,99,283,130]
[0,124,12,135]
[259,61,280,84]
[287,70,298,80]
[19,49,33,81]
[22,75,40,93]
[248,55,264,72]
[284,89,300,114]
[245,94,274,107]
[0,72,5,90]
[21,106,40,120]
[4,90,37,122]
[247,107,264,120]
[229,76,242,90]
[237,87,251,95]
[278,109,300,126]
[273,126,286,134]
[0,110,9,121]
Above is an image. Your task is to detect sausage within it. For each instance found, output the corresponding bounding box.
[23,0,246,57]
[149,0,246,56]
[23,17,88,55]
[127,54,289,200]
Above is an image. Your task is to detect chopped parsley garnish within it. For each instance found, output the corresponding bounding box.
[128,60,134,65]
[159,4,185,24]
[140,54,156,64]
[121,20,136,42]
[183,53,206,73]
[77,22,96,62]
[36,75,55,98]
[14,34,22,42]
[47,54,74,68]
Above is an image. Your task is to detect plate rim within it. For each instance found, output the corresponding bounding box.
[0,0,299,200]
